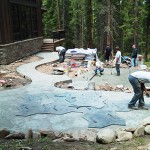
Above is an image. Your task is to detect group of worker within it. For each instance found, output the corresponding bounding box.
[104,44,138,76]
[104,44,150,110]
[56,44,150,110]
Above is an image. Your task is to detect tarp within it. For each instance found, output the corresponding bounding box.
[66,48,97,55]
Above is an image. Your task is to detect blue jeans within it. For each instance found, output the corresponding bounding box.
[131,58,137,67]
[59,49,66,63]
[115,64,120,75]
[128,75,145,107]
[95,67,104,74]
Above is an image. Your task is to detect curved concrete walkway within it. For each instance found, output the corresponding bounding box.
[0,52,150,133]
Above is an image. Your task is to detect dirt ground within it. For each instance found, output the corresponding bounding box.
[0,135,150,150]
[0,55,41,90]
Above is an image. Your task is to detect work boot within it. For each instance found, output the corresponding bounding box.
[128,105,138,110]
[138,106,149,110]
[117,72,120,76]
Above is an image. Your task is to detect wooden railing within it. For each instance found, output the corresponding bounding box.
[52,30,65,42]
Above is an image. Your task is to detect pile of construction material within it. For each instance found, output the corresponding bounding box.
[95,83,132,92]
[65,48,97,61]
[51,59,95,77]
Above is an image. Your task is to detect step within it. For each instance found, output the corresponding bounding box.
[41,45,54,48]
[0,49,3,55]
[41,47,54,50]
[41,49,54,51]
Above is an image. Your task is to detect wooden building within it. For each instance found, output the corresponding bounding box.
[0,0,43,64]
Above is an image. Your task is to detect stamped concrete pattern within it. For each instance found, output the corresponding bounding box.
[0,52,150,132]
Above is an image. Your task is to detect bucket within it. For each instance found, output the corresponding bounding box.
[88,81,95,90]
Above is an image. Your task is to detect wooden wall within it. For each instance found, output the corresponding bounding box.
[0,0,42,44]
[0,0,12,44]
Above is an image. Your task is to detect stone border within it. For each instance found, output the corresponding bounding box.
[1,116,150,146]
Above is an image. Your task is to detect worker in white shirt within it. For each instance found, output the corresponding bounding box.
[128,71,150,110]
[114,46,121,76]
[56,46,66,63]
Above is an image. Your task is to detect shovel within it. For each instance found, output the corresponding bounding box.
[85,73,97,90]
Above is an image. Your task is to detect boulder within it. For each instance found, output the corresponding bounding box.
[70,129,97,142]
[125,127,136,133]
[140,117,150,126]
[0,128,10,138]
[134,126,145,137]
[5,132,25,139]
[25,129,33,140]
[144,125,150,134]
[96,129,116,144]
[39,130,55,139]
[137,145,148,150]
[32,131,41,140]
[116,130,133,141]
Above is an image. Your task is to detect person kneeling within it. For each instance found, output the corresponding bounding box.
[94,60,104,76]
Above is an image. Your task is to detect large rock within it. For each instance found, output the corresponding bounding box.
[0,128,10,138]
[96,129,116,144]
[110,148,119,150]
[137,145,148,150]
[5,132,25,139]
[54,131,64,139]
[69,129,97,142]
[32,131,41,140]
[63,137,76,142]
[147,143,150,150]
[125,127,136,133]
[39,130,55,139]
[116,130,133,141]
[140,117,150,126]
[144,125,150,134]
[25,129,33,140]
[134,126,145,137]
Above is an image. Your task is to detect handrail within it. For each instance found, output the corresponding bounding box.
[52,30,65,42]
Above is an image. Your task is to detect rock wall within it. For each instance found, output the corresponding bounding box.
[0,37,43,65]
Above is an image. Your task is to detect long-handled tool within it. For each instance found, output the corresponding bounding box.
[89,73,97,81]
[85,73,97,90]
[121,56,131,67]
[110,60,113,75]
[85,52,98,90]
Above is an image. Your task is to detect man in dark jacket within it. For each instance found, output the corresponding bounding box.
[131,44,138,67]
[105,45,112,63]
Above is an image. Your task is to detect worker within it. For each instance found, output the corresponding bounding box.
[131,44,138,67]
[56,46,67,63]
[105,45,112,63]
[114,46,121,76]
[128,71,150,110]
[94,60,104,76]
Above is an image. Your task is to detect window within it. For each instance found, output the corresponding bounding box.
[11,4,21,40]
[11,1,38,41]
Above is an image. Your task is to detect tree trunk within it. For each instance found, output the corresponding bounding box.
[144,0,150,60]
[62,0,65,29]
[134,0,138,45]
[107,0,111,46]
[57,0,61,30]
[85,0,93,48]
